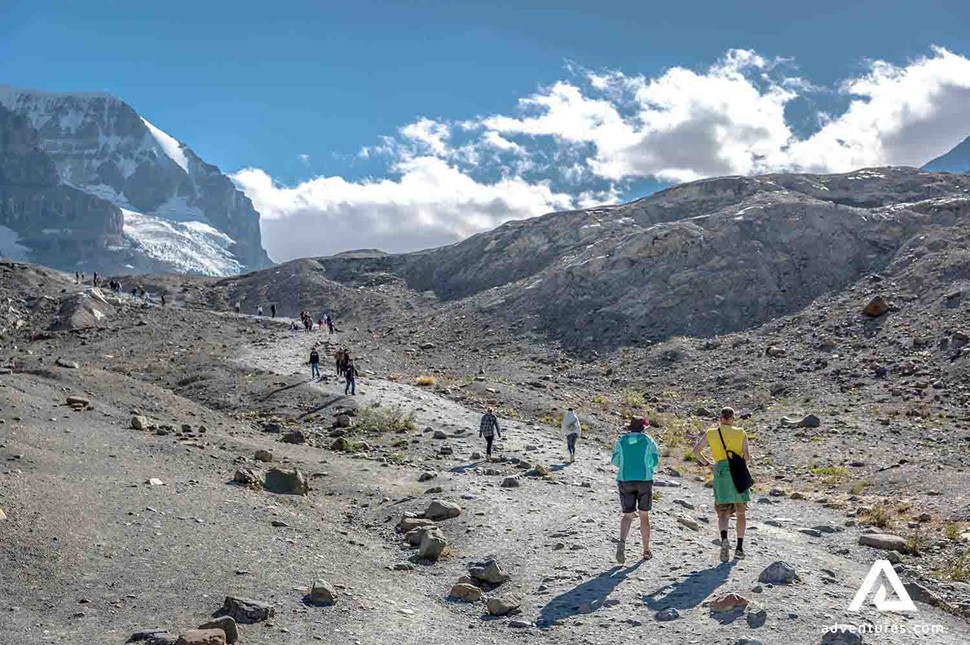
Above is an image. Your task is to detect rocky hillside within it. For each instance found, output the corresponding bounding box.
[0,86,271,275]
[301,167,970,349]
[924,136,970,173]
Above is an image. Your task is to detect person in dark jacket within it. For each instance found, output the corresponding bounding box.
[309,348,320,379]
[479,408,502,461]
[344,359,358,395]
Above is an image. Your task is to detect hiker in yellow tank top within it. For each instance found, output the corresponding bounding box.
[692,407,752,562]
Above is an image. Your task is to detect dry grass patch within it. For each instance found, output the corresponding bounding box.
[415,375,437,387]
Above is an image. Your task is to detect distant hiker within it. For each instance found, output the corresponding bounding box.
[271,304,277,318]
[327,315,336,335]
[160,293,166,307]
[478,407,502,461]
[344,359,358,395]
[309,348,320,379]
[75,272,80,284]
[235,302,241,314]
[336,349,348,377]
[612,416,660,564]
[93,272,99,287]
[692,407,753,562]
[257,305,264,316]
[562,408,581,463]
[290,321,298,332]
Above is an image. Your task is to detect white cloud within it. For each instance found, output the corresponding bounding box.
[237,47,970,262]
[298,153,310,163]
[233,156,577,262]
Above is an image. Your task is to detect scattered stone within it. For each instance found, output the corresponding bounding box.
[0,507,6,521]
[418,527,448,561]
[398,515,436,534]
[655,607,680,621]
[903,581,942,608]
[197,617,237,644]
[66,395,90,408]
[418,471,437,482]
[746,608,767,628]
[432,430,448,440]
[55,358,80,369]
[439,446,454,456]
[507,619,530,629]
[858,533,907,551]
[335,414,353,428]
[393,562,414,571]
[821,625,863,644]
[174,629,225,645]
[129,629,174,643]
[501,476,520,488]
[862,295,890,318]
[470,451,483,460]
[281,429,307,444]
[264,468,309,495]
[220,595,275,624]
[449,583,484,602]
[254,450,274,463]
[710,593,749,613]
[758,561,799,585]
[306,580,338,606]
[422,500,461,521]
[782,414,821,428]
[131,415,151,430]
[765,346,787,358]
[146,478,164,486]
[676,515,701,531]
[233,468,260,487]
[468,559,510,585]
[486,593,522,616]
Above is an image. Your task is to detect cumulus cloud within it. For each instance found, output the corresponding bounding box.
[233,156,575,262]
[236,47,970,262]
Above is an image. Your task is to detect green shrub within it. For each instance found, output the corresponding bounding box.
[355,405,417,434]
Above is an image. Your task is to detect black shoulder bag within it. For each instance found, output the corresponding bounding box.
[718,427,754,494]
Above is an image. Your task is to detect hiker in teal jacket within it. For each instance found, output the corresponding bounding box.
[611,416,660,564]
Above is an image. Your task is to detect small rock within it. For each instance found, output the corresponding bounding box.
[146,478,164,486]
[486,593,522,616]
[66,395,90,408]
[676,515,701,531]
[335,414,353,428]
[418,471,437,482]
[131,415,151,430]
[821,625,864,644]
[422,500,461,521]
[281,430,307,444]
[758,561,799,585]
[418,527,448,561]
[55,358,80,369]
[174,629,225,645]
[501,476,520,488]
[398,515,436,534]
[862,295,890,318]
[746,608,768,628]
[220,595,274,624]
[306,580,338,606]
[655,607,680,621]
[449,583,484,602]
[432,430,448,440]
[254,449,274,463]
[468,558,510,585]
[197,617,237,644]
[710,593,749,613]
[858,533,907,551]
[264,468,309,495]
[233,468,260,487]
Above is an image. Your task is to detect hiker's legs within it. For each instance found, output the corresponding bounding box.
[639,511,651,550]
[484,435,494,458]
[344,377,351,395]
[349,377,356,395]
[619,512,635,542]
[735,505,746,538]
[567,433,577,457]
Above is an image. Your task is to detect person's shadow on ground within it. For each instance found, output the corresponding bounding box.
[537,562,643,626]
[641,562,733,612]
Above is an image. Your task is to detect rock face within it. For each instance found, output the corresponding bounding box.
[0,87,271,275]
[923,135,970,173]
[310,167,970,347]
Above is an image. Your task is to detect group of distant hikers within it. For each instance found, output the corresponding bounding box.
[308,347,358,395]
[475,404,752,564]
[297,310,336,334]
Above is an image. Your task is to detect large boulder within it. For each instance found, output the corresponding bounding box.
[264,468,309,495]
[50,292,115,331]
[418,527,448,561]
[758,561,799,585]
[422,500,461,521]
[858,533,908,551]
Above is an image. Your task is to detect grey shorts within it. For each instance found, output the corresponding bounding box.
[618,480,653,513]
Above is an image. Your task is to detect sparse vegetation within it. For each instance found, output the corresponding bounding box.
[415,375,437,387]
[861,503,891,529]
[849,480,869,495]
[943,549,970,581]
[811,465,850,484]
[354,405,417,434]
[622,389,645,410]
[944,522,963,541]
[907,527,927,555]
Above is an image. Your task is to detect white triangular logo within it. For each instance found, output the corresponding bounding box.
[848,560,917,612]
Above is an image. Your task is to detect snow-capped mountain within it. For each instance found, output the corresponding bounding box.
[0,86,271,275]
[923,135,970,173]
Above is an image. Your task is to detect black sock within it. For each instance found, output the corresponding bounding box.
[720,530,727,540]
[736,537,744,551]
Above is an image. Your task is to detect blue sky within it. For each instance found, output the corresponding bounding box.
[4,0,970,260]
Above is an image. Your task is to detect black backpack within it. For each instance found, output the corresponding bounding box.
[717,427,754,494]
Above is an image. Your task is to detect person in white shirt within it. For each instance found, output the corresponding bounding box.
[561,408,581,463]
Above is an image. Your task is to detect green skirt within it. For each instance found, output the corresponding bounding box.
[713,460,751,504]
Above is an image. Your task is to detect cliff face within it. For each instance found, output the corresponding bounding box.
[0,86,271,274]
[0,103,124,268]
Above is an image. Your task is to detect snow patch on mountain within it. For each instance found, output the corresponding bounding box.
[0,225,31,262]
[122,209,241,276]
[141,118,189,173]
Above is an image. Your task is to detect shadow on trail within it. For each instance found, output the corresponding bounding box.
[641,563,733,611]
[298,394,348,419]
[538,562,643,626]
[260,379,311,401]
